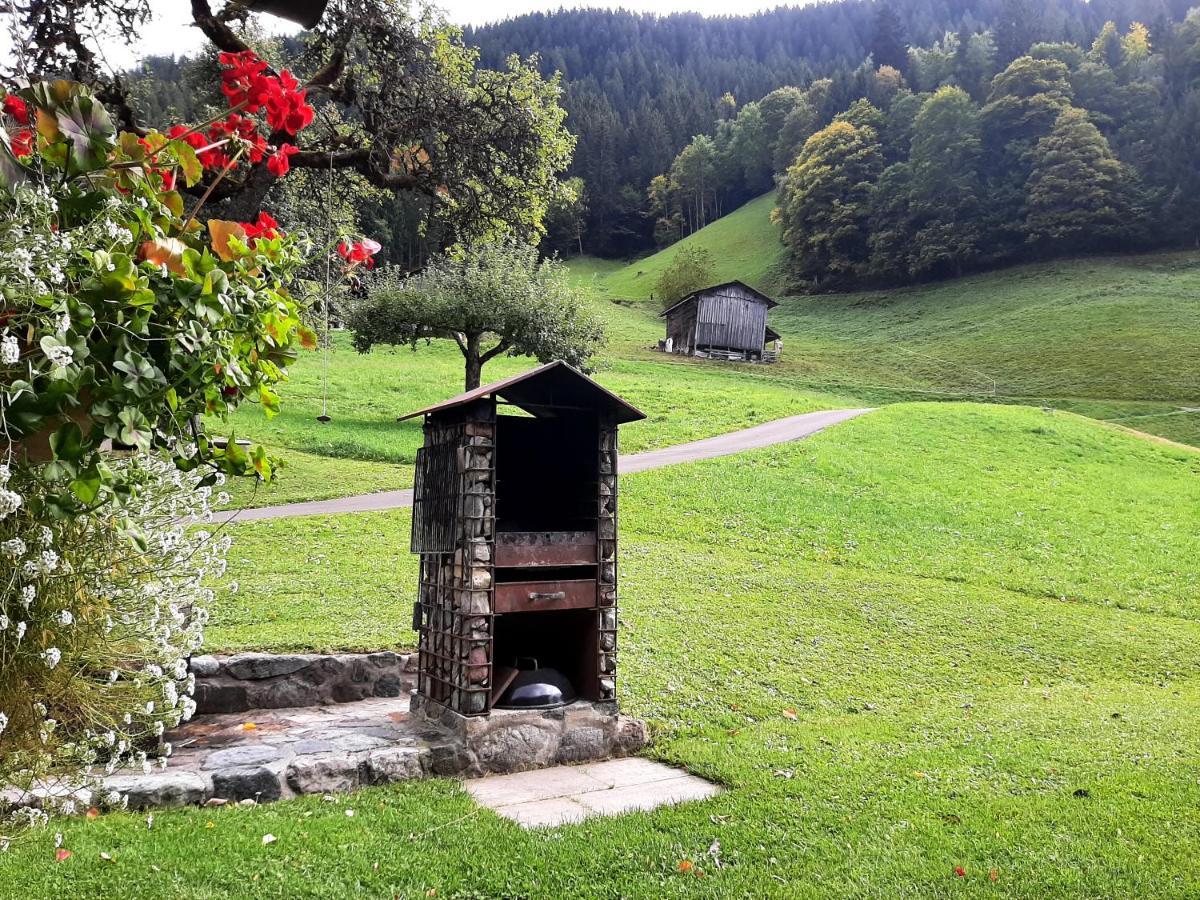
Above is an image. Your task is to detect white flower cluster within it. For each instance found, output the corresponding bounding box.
[1,456,231,832]
[43,344,73,368]
[0,332,18,365]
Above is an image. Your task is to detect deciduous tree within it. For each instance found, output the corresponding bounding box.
[775,119,883,286]
[348,242,604,390]
[655,245,717,307]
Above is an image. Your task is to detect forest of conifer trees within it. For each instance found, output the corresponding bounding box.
[124,0,1200,287]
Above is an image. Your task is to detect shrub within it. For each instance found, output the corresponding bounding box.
[0,76,312,840]
[655,245,715,308]
[0,457,229,839]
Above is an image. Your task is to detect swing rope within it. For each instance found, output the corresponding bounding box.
[319,150,333,422]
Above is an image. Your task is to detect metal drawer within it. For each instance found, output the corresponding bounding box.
[493,579,597,614]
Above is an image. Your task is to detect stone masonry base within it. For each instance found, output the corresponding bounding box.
[410,695,649,778]
[80,653,650,811]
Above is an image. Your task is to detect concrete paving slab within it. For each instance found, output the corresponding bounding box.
[491,795,591,827]
[574,775,722,817]
[574,756,696,789]
[469,758,722,828]
[466,765,609,806]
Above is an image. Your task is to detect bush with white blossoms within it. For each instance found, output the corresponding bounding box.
[0,456,231,838]
[0,80,312,841]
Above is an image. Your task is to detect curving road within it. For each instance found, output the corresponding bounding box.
[222,407,874,523]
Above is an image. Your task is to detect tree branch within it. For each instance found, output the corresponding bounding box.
[189,0,251,53]
[479,338,512,364]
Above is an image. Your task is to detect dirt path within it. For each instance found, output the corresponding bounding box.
[222,407,874,523]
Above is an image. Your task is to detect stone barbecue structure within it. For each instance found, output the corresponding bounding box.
[28,363,660,813]
[400,361,650,768]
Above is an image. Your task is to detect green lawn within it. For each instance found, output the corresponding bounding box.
[217,206,1200,509]
[6,403,1199,896]
[219,334,852,508]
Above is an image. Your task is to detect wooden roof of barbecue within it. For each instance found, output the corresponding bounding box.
[658,280,779,319]
[398,360,647,424]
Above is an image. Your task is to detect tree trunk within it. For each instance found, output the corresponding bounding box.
[464,332,483,391]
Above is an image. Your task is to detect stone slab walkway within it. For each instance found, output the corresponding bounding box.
[466,757,722,828]
[104,695,441,809]
[222,408,873,523]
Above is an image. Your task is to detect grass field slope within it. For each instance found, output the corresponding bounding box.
[6,403,1198,896]
[574,197,1200,448]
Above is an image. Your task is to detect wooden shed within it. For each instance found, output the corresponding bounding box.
[659,281,781,362]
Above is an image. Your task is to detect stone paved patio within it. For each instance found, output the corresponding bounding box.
[466,757,722,827]
[104,695,442,808]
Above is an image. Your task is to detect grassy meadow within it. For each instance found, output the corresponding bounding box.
[11,195,1198,896]
[5,403,1199,896]
[222,230,1200,509]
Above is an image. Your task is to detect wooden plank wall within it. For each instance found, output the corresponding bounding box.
[695,285,768,353]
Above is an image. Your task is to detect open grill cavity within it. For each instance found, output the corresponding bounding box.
[405,362,641,718]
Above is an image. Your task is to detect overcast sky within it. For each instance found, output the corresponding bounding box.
[98,1,800,69]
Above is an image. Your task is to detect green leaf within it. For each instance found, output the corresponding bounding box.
[70,465,103,504]
[0,131,30,193]
[165,386,179,412]
[49,421,85,461]
[251,444,274,482]
[170,139,203,187]
[222,435,249,471]
[259,386,280,418]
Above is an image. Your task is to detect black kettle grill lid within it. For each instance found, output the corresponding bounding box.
[495,657,576,710]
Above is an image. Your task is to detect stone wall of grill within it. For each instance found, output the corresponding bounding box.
[414,402,496,716]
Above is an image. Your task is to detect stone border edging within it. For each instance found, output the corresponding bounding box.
[190,651,417,715]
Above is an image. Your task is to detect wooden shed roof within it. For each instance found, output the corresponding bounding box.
[398,360,647,424]
[658,280,779,318]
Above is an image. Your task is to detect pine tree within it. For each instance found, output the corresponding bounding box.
[1024,106,1140,251]
[907,86,986,276]
[870,3,909,73]
[774,120,884,286]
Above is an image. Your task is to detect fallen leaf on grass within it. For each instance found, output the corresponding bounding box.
[85,807,100,820]
[782,708,797,720]
[262,834,277,846]
[989,869,1000,882]
[345,809,355,818]
[54,849,72,862]
[954,866,966,877]
[912,771,927,779]
[677,860,694,874]
[99,852,113,863]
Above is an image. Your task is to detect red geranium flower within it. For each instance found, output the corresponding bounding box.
[219,50,272,112]
[264,71,314,135]
[266,143,299,177]
[2,94,29,125]
[241,211,282,242]
[337,237,382,269]
[11,128,34,158]
[157,168,176,191]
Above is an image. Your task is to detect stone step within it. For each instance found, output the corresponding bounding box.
[189,651,418,715]
[104,695,439,809]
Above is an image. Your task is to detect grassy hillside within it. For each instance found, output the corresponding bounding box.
[573,201,1200,447]
[10,404,1199,896]
[219,195,1200,508]
[580,191,786,303]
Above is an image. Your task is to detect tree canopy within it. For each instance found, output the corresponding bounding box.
[3,0,575,264]
[347,243,605,391]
